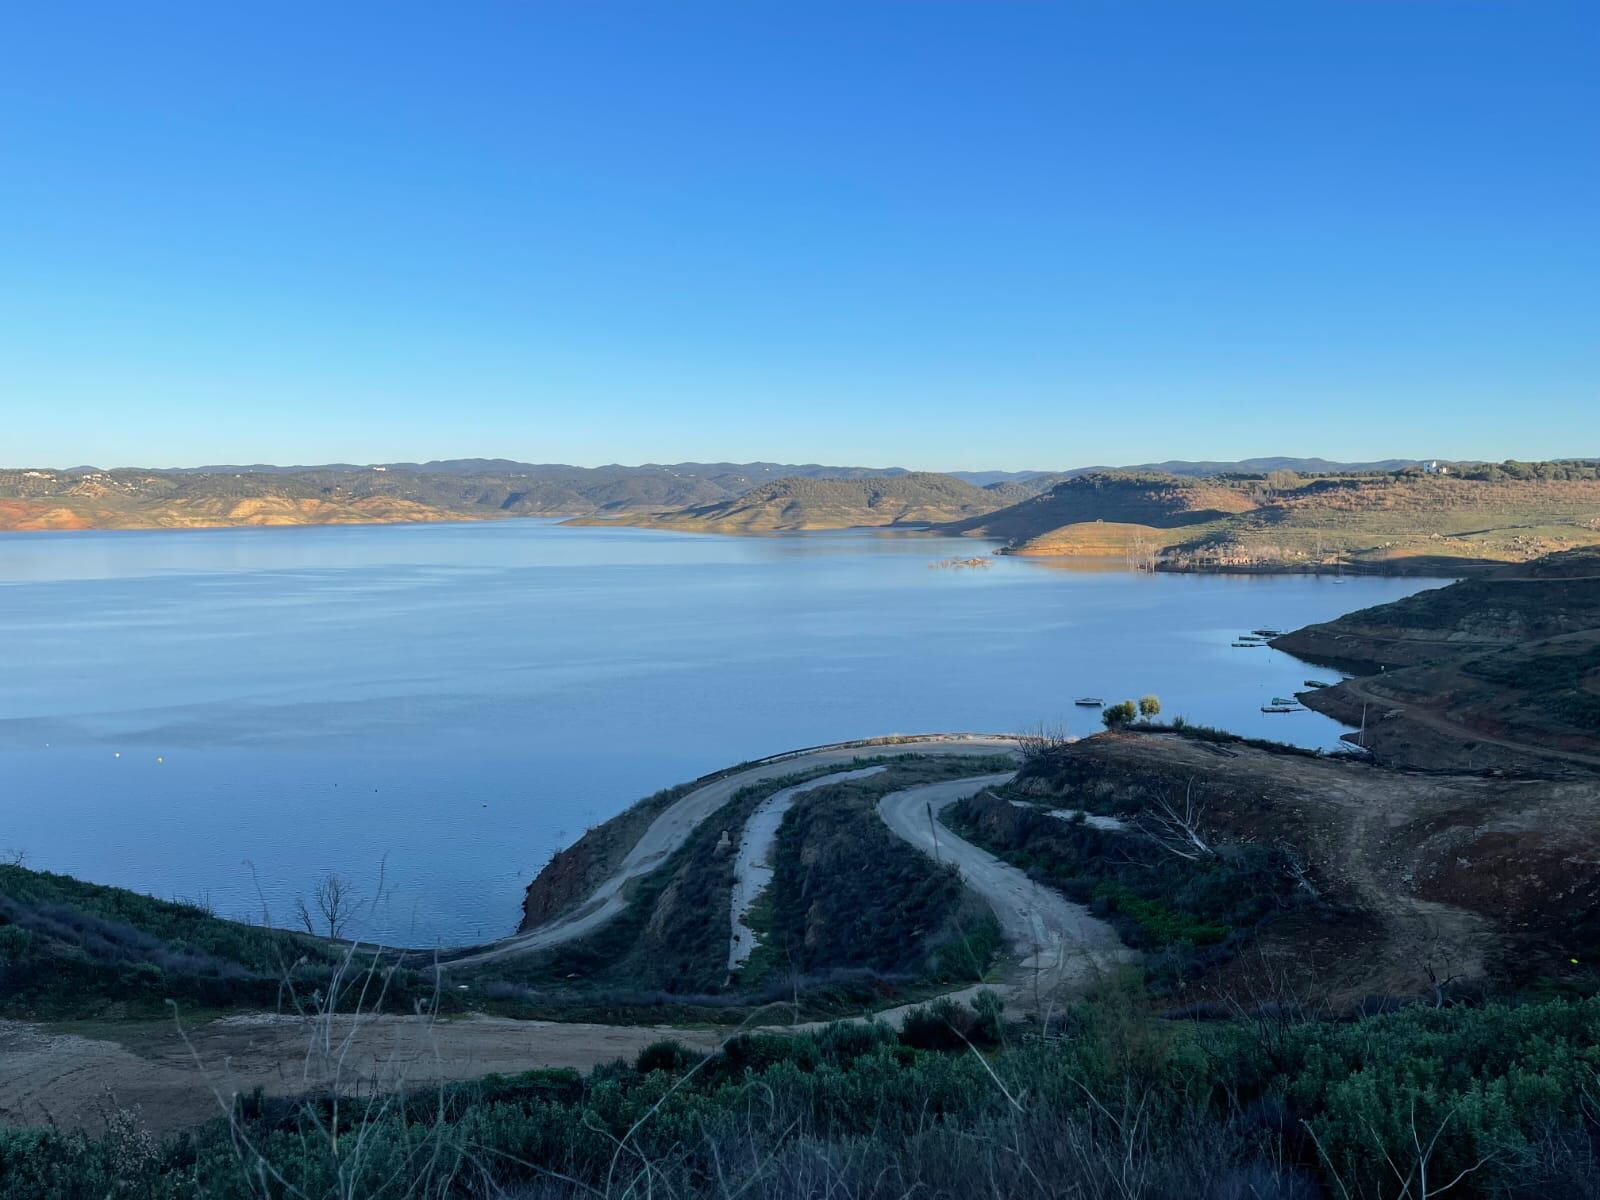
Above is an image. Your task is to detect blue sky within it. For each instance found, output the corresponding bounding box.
[2,2,1595,471]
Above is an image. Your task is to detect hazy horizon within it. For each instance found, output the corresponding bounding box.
[8,450,1585,476]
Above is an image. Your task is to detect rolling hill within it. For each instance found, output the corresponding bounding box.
[569,472,1008,532]
[1272,545,1600,770]
[943,464,1600,570]
[0,462,917,532]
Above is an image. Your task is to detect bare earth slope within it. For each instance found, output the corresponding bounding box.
[1274,546,1600,769]
[1021,731,1600,1003]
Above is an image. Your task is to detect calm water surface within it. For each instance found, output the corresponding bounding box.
[0,521,1443,942]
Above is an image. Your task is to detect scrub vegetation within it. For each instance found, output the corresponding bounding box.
[943,784,1301,989]
[487,756,1012,1007]
[6,977,1600,1198]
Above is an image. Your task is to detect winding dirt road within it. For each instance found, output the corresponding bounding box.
[878,775,1130,998]
[447,735,1019,967]
[2,735,1148,1135]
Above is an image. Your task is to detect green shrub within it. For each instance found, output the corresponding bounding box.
[7,996,1600,1198]
[1102,700,1137,729]
[899,997,975,1051]
[0,925,31,960]
[971,989,1005,1046]
[634,1038,698,1075]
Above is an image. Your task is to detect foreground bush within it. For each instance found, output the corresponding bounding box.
[5,990,1600,1198]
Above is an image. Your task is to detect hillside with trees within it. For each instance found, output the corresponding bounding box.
[576,472,1012,532]
[946,463,1600,572]
[0,462,915,531]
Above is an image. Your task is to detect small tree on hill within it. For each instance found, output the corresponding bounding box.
[1102,700,1137,730]
[296,872,357,941]
[1139,694,1161,721]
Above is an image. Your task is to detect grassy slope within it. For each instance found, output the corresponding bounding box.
[566,472,1007,532]
[0,465,750,531]
[945,468,1600,570]
[0,864,356,1018]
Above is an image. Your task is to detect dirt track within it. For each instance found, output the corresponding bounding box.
[2,768,1107,1137]
[1061,734,1518,1000]
[2,738,1029,1135]
[729,766,887,971]
[878,774,1130,999]
[1332,675,1600,769]
[448,735,1020,967]
[0,1013,725,1135]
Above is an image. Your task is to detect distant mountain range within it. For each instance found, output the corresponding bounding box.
[54,456,1424,480]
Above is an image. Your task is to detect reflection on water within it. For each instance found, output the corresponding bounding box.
[0,520,1445,942]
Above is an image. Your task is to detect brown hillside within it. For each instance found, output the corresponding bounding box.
[1276,546,1600,770]
[569,472,1003,532]
[944,469,1600,570]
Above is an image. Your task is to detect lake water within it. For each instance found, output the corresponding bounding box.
[0,520,1442,943]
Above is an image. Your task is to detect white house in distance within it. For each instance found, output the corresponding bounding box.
[1422,460,1449,475]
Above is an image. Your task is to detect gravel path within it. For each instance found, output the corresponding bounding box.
[448,735,1019,966]
[879,774,1131,999]
[728,766,887,972]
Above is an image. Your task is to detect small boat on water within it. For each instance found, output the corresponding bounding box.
[1232,642,1265,648]
[1251,629,1283,637]
[1261,704,1300,713]
[1304,679,1332,688]
[1271,696,1298,706]
[1074,697,1104,706]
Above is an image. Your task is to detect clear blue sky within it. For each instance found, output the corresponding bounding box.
[2,2,1595,470]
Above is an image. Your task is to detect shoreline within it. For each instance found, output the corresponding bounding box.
[0,513,1533,578]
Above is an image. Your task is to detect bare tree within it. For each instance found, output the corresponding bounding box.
[296,871,358,941]
[1134,780,1215,861]
[1279,842,1321,901]
[1017,720,1072,762]
[1126,532,1159,573]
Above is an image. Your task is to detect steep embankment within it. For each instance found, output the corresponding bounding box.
[570,472,1007,532]
[942,469,1600,571]
[1274,546,1600,769]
